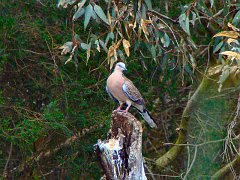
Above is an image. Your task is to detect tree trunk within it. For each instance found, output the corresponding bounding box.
[94,111,147,180]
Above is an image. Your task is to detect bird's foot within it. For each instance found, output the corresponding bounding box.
[116,103,124,111]
[122,110,128,114]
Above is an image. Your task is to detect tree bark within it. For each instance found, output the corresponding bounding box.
[95,111,147,180]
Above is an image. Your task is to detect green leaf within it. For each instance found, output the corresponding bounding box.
[144,0,152,10]
[209,0,214,8]
[84,4,93,30]
[80,43,90,50]
[105,32,114,45]
[73,8,85,21]
[191,11,196,26]
[94,4,109,25]
[150,45,156,57]
[117,50,126,61]
[213,41,224,53]
[161,33,170,47]
[162,54,169,70]
[186,15,190,35]
[99,39,108,52]
[179,13,190,36]
[141,4,147,19]
[232,10,240,26]
[72,0,87,20]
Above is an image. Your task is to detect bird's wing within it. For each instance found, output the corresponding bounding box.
[106,86,118,103]
[122,77,145,106]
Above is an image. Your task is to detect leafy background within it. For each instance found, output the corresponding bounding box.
[0,0,240,179]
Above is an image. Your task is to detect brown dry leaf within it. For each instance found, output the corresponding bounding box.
[87,48,91,61]
[207,65,223,76]
[229,66,238,75]
[124,22,130,38]
[114,48,118,62]
[213,31,240,39]
[115,39,122,49]
[123,39,131,57]
[227,38,237,44]
[141,19,149,36]
[220,51,240,60]
[227,22,240,32]
[138,26,142,39]
[107,11,112,31]
[108,45,115,64]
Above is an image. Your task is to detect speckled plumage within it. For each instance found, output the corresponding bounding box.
[106,62,157,128]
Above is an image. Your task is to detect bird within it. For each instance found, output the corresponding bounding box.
[106,62,157,128]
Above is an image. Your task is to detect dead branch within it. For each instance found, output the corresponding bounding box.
[95,111,147,180]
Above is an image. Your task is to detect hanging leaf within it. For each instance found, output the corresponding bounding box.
[185,15,190,35]
[208,65,223,76]
[59,42,73,55]
[114,49,118,62]
[141,4,147,19]
[110,56,117,70]
[213,31,240,39]
[122,39,131,57]
[80,43,90,50]
[72,8,85,21]
[72,0,87,20]
[227,38,237,44]
[108,45,115,64]
[99,39,108,52]
[213,41,224,53]
[179,13,190,36]
[95,40,100,52]
[84,4,93,30]
[191,11,196,26]
[141,19,149,35]
[150,45,156,57]
[232,10,240,26]
[209,0,214,8]
[117,50,126,61]
[161,33,170,47]
[189,54,196,70]
[86,42,91,62]
[58,0,76,8]
[94,4,109,25]
[227,22,240,32]
[220,51,240,60]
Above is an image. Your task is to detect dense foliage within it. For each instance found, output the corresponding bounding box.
[0,0,239,179]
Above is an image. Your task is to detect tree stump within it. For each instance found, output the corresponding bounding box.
[94,111,147,180]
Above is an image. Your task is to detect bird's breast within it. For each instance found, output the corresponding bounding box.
[107,73,127,102]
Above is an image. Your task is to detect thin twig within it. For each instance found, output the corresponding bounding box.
[3,142,13,177]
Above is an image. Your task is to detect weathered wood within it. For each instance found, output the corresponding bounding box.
[95,111,147,180]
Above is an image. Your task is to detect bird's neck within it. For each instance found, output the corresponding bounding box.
[114,69,124,77]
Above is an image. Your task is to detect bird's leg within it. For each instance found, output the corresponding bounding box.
[116,102,124,111]
[123,104,131,114]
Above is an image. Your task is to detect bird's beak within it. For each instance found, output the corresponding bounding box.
[123,67,127,72]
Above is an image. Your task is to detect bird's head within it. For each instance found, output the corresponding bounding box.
[114,62,127,73]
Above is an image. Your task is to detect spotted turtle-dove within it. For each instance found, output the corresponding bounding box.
[106,62,157,128]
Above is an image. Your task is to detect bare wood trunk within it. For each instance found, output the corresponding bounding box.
[94,111,147,180]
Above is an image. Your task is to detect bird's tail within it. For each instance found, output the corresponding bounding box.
[138,109,157,128]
